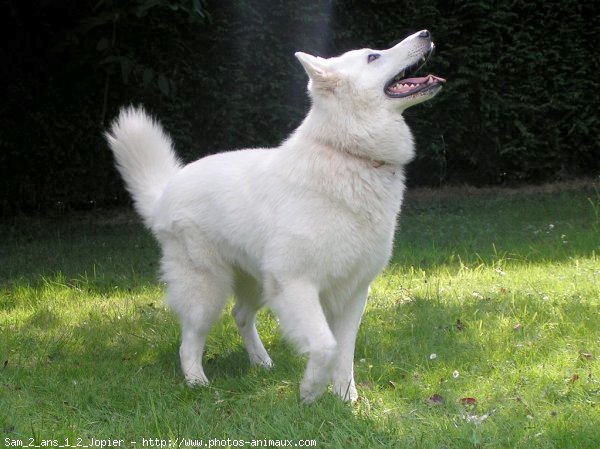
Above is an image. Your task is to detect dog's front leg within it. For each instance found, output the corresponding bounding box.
[330,285,369,402]
[267,278,337,404]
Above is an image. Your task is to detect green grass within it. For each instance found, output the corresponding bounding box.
[1,187,599,448]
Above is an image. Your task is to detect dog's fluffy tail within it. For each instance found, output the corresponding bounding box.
[106,106,182,228]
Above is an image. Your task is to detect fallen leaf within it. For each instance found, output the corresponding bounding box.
[461,397,477,406]
[578,350,593,360]
[513,323,523,332]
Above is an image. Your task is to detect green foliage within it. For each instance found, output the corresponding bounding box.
[1,0,598,214]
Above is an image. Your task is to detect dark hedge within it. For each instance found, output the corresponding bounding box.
[1,0,598,214]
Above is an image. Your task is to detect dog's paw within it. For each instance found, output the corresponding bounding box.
[299,390,322,405]
[251,355,274,370]
[184,372,210,387]
[332,380,358,403]
[299,379,328,404]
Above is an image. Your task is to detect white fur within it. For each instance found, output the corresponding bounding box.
[106,30,442,403]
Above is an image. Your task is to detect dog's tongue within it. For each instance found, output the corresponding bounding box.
[390,74,446,94]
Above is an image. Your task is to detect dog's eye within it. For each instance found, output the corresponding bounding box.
[367,53,381,63]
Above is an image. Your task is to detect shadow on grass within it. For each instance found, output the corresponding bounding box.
[394,189,599,268]
[0,215,159,289]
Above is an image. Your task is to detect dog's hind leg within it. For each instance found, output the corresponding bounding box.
[267,278,337,404]
[232,271,273,368]
[162,247,232,386]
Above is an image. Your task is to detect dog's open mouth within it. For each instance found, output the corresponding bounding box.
[385,47,446,98]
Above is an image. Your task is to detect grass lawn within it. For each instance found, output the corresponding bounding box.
[1,185,599,448]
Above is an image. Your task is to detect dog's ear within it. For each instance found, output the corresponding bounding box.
[295,52,327,79]
[295,52,338,93]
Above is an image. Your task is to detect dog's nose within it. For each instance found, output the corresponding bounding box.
[419,30,430,39]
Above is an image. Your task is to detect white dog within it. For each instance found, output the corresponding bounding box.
[106,30,444,403]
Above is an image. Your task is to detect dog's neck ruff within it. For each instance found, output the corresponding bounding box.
[294,108,409,172]
[321,139,394,170]
[326,139,393,170]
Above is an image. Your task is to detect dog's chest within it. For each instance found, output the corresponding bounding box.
[266,172,403,284]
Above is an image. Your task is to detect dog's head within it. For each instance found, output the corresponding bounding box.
[296,30,445,113]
